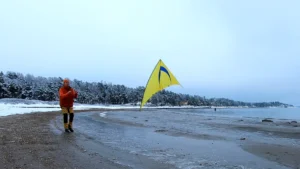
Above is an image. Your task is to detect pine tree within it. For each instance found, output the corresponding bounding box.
[0,72,9,98]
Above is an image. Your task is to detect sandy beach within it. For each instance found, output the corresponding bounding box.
[0,111,124,169]
[0,109,300,169]
[0,110,175,169]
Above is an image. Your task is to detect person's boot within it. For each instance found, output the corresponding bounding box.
[64,123,70,133]
[68,122,74,132]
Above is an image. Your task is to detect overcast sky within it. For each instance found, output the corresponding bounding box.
[0,0,299,105]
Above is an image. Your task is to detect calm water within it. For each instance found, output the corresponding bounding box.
[196,108,300,120]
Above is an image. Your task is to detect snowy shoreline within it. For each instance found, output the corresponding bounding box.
[0,98,293,117]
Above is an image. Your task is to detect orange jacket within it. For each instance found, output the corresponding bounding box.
[59,86,78,107]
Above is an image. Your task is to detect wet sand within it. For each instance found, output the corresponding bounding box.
[0,111,126,169]
[94,109,300,169]
[0,111,174,169]
[242,143,300,169]
[0,109,300,169]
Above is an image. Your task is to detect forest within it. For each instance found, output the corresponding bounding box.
[0,71,292,107]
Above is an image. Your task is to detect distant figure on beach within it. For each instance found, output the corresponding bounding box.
[214,108,217,111]
[59,78,78,133]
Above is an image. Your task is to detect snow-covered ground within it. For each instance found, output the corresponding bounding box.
[0,99,138,116]
[0,98,204,117]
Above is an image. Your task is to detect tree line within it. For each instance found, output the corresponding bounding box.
[0,71,292,107]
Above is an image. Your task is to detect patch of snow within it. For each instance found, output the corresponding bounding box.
[0,99,140,116]
[99,112,107,118]
[0,98,58,105]
[73,104,139,110]
[0,98,215,117]
[0,103,61,116]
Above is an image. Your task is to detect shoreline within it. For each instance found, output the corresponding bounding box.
[94,109,300,169]
[0,109,299,169]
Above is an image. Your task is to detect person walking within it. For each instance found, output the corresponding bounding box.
[59,78,78,133]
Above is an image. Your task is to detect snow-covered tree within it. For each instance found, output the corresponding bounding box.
[0,71,293,107]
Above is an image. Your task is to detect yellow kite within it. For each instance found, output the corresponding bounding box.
[140,59,181,109]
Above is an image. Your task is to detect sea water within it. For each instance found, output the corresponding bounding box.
[193,107,300,120]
